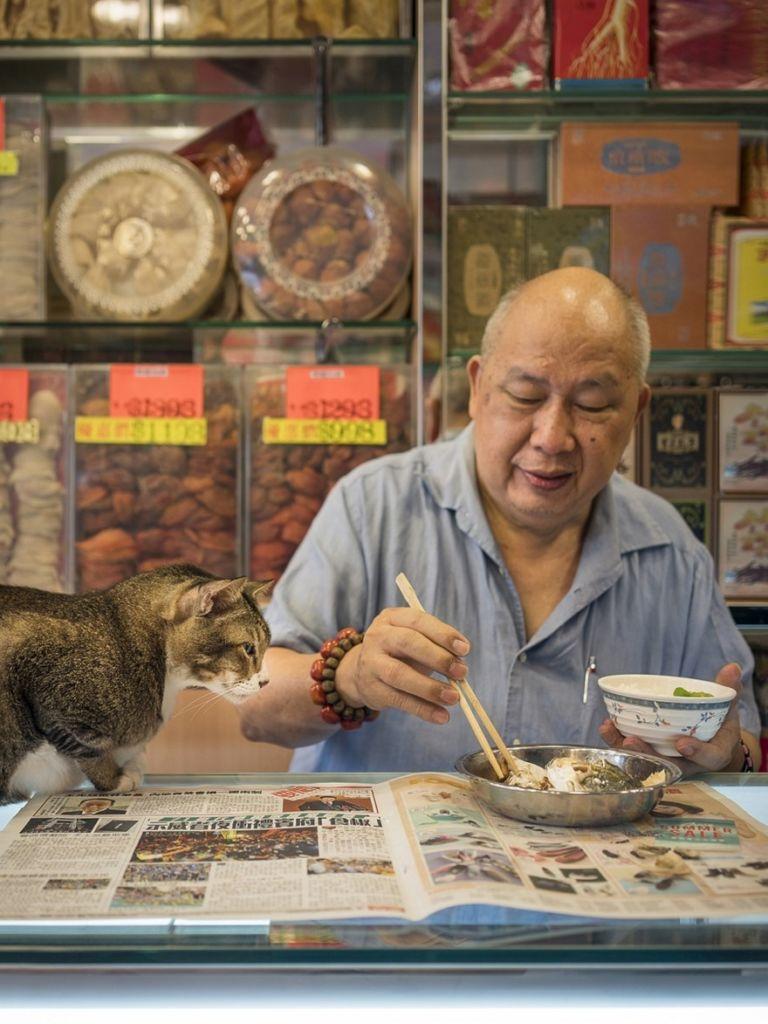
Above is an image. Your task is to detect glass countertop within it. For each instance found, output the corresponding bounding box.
[0,772,766,971]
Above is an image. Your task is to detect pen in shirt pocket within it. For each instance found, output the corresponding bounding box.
[582,654,597,705]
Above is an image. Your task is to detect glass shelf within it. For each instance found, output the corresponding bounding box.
[448,89,768,135]
[0,319,418,364]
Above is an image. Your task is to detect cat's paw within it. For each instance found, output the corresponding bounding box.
[114,754,146,793]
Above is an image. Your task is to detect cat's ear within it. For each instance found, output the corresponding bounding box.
[170,577,248,622]
[245,579,273,603]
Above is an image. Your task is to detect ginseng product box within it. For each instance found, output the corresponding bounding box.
[553,0,649,89]
[611,206,710,349]
[718,391,768,495]
[559,122,740,207]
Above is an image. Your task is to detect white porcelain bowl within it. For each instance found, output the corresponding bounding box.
[597,674,736,758]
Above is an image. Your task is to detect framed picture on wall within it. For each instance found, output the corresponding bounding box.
[717,498,768,602]
[718,391,768,493]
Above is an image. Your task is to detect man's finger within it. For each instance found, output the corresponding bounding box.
[714,662,742,691]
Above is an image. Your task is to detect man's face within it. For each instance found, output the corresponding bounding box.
[468,290,650,536]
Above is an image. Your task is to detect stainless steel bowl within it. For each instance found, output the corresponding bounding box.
[455,745,682,828]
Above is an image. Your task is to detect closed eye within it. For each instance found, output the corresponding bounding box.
[242,642,256,657]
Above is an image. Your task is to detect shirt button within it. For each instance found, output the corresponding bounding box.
[513,737,521,746]
[519,652,527,663]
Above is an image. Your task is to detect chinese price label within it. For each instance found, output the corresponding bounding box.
[285,366,380,421]
[109,364,204,419]
[262,417,387,446]
[75,417,207,446]
[0,368,29,422]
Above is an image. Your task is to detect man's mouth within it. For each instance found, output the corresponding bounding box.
[518,468,574,491]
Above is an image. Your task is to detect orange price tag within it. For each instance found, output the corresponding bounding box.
[0,368,29,422]
[110,364,204,419]
[285,366,380,420]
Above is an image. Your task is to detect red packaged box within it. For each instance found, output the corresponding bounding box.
[553,0,649,88]
[655,0,768,90]
[611,206,711,349]
[449,0,548,92]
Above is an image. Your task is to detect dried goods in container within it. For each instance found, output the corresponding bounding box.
[232,146,412,322]
[247,365,413,581]
[158,0,399,40]
[0,0,143,38]
[0,368,68,592]
[48,150,228,321]
[0,95,46,320]
[74,367,241,592]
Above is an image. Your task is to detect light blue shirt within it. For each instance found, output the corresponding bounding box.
[266,425,760,772]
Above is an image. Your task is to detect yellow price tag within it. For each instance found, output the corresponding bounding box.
[0,151,19,176]
[0,419,39,444]
[75,416,207,446]
[262,417,388,446]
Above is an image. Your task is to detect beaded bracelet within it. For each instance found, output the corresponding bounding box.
[309,628,380,731]
[739,738,755,774]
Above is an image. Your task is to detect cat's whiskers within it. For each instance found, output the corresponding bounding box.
[184,687,228,724]
[172,688,223,722]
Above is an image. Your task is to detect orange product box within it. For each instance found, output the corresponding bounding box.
[559,122,740,206]
[611,206,711,349]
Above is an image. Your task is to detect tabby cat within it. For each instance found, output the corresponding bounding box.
[0,564,271,804]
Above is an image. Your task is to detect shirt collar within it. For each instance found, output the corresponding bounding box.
[421,422,672,564]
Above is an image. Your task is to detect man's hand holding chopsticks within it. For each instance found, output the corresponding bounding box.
[332,607,470,724]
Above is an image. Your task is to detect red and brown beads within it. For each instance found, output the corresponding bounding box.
[309,627,380,731]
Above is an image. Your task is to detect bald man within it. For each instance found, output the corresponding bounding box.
[240,269,760,775]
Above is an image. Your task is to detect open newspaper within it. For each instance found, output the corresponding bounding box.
[0,774,767,922]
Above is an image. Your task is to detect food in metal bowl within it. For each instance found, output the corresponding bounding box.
[504,750,666,793]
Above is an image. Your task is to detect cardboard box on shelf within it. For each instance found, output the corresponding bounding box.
[643,389,712,491]
[611,206,710,349]
[708,216,768,348]
[559,122,740,207]
[447,205,610,351]
[526,207,610,278]
[447,206,527,352]
[553,0,649,90]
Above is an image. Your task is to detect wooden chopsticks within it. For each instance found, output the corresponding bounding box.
[395,572,514,781]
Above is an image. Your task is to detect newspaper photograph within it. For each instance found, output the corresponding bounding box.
[0,775,766,922]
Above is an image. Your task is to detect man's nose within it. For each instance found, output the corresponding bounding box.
[530,400,576,453]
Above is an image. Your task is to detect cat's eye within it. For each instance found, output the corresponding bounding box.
[243,642,256,657]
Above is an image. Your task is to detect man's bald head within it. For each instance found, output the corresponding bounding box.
[480,268,651,383]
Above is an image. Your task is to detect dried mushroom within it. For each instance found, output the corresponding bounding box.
[48,150,228,321]
[233,146,412,322]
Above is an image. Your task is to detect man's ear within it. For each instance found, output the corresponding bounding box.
[169,577,248,622]
[467,355,483,420]
[634,383,651,424]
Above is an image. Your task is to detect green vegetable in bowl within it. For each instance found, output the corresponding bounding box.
[673,686,713,698]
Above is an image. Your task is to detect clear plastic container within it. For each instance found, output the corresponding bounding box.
[73,365,242,592]
[0,95,46,320]
[48,150,228,322]
[232,146,412,322]
[0,365,69,592]
[246,361,413,582]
